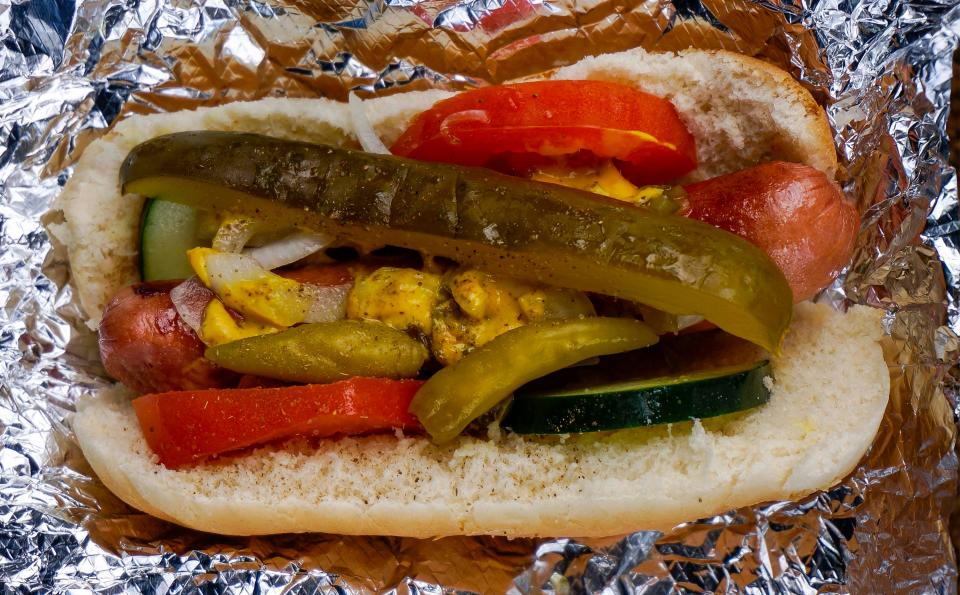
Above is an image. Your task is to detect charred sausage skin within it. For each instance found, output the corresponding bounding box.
[684,162,858,302]
[98,281,238,393]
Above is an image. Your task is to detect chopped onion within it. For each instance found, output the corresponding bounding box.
[206,252,266,292]
[212,218,254,253]
[302,282,352,323]
[204,251,311,327]
[348,92,390,154]
[198,247,351,326]
[244,232,332,270]
[676,315,705,330]
[170,277,215,334]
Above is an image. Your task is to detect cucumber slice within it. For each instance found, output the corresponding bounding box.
[502,360,772,435]
[140,199,199,281]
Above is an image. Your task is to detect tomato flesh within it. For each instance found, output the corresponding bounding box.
[133,378,424,468]
[391,80,697,185]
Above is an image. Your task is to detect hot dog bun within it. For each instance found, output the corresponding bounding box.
[73,303,888,537]
[52,47,837,328]
[58,47,886,538]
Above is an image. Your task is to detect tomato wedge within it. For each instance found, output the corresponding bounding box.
[390,80,697,185]
[133,378,424,468]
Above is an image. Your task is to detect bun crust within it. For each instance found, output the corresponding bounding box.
[73,303,889,538]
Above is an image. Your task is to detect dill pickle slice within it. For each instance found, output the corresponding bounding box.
[121,131,792,351]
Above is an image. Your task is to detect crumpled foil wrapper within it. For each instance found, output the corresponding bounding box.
[2,0,959,591]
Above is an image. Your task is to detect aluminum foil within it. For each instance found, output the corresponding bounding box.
[2,0,959,592]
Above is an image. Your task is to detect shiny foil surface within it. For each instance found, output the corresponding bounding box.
[2,0,960,592]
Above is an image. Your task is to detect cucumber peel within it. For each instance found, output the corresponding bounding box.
[140,199,199,281]
[502,360,772,434]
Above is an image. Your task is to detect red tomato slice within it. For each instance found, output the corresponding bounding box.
[390,80,697,185]
[133,378,424,468]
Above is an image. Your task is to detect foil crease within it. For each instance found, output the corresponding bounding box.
[1,0,959,592]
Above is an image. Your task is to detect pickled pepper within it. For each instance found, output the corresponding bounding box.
[409,317,659,443]
[205,320,429,383]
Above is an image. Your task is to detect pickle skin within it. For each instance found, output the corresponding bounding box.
[121,131,792,352]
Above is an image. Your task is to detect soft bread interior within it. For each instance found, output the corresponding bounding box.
[53,47,837,327]
[73,303,889,538]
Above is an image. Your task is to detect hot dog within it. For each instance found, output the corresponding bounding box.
[98,281,237,393]
[55,47,890,538]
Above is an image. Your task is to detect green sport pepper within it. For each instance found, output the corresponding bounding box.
[205,320,428,383]
[408,317,659,443]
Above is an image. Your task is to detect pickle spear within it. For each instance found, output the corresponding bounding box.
[121,131,792,351]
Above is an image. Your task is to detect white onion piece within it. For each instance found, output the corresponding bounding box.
[302,282,352,323]
[203,250,351,325]
[676,315,705,330]
[348,92,390,154]
[212,218,255,253]
[205,252,265,295]
[244,232,332,270]
[169,276,215,334]
[204,251,303,326]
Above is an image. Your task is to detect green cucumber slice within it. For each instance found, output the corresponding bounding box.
[140,199,199,281]
[502,360,772,435]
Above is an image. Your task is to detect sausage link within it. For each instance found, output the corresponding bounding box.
[98,281,238,393]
